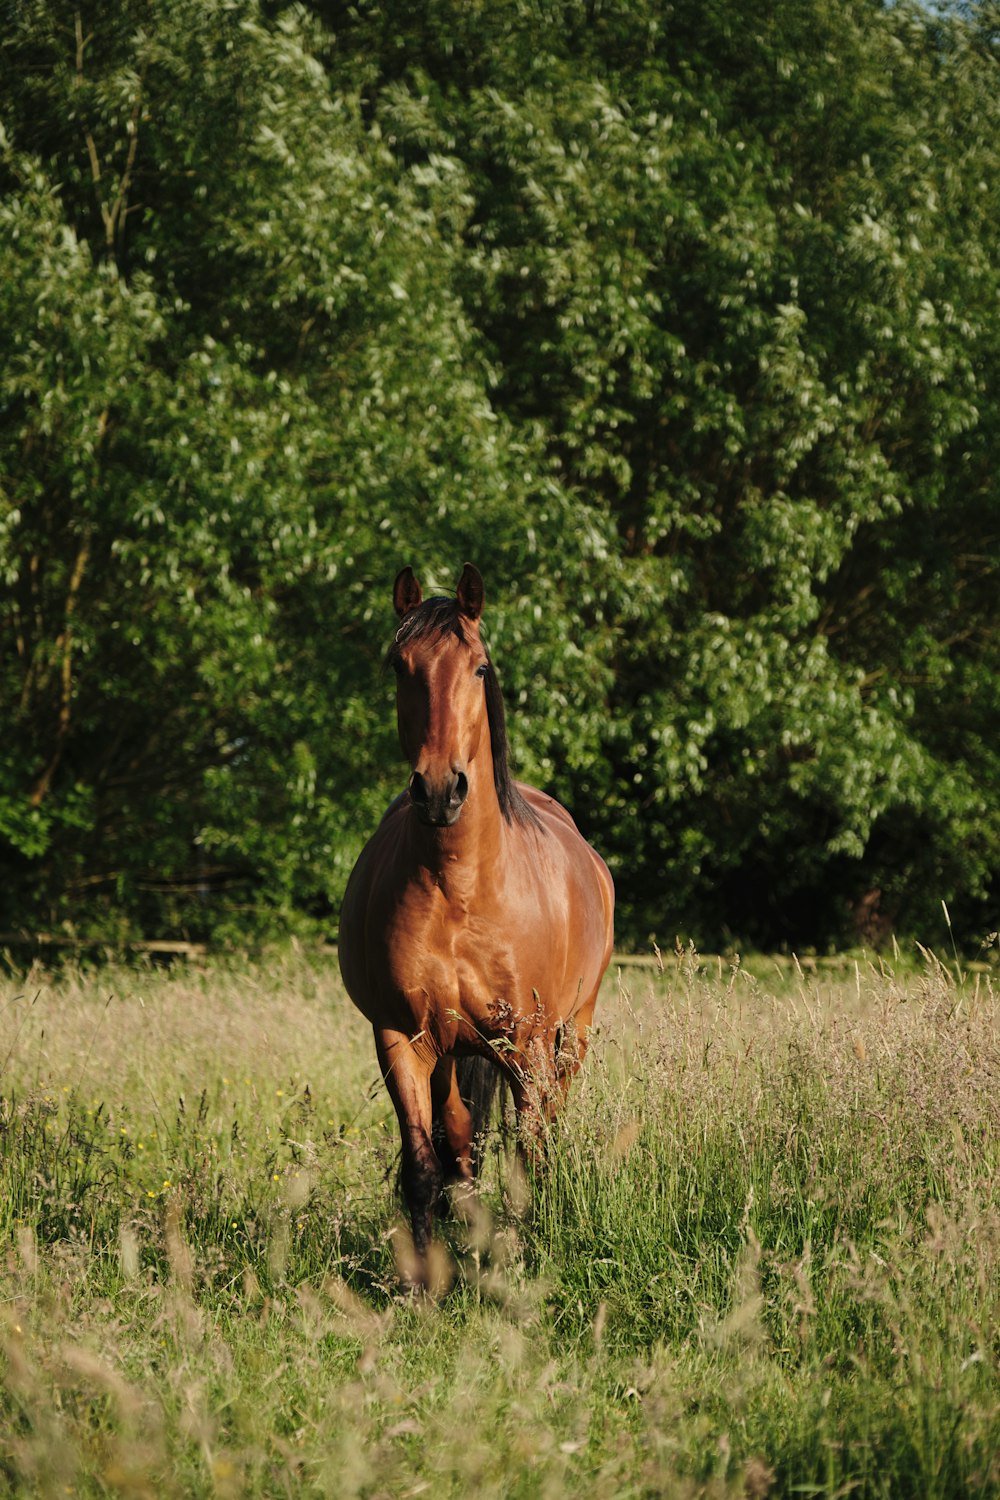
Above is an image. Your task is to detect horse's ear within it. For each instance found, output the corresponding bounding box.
[456,562,484,621]
[393,566,423,618]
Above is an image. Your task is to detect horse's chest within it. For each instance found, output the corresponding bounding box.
[387,886,488,985]
[383,886,516,1025]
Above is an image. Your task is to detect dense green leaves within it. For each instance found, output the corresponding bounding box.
[0,0,996,947]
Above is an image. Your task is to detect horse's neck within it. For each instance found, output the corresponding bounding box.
[407,744,504,881]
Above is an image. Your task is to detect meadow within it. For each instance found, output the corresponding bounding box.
[0,945,997,1498]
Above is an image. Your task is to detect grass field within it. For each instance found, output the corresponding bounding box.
[0,946,997,1497]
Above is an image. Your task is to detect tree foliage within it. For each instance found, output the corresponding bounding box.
[0,0,997,948]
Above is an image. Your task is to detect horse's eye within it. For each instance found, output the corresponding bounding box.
[391,658,405,677]
[475,663,489,679]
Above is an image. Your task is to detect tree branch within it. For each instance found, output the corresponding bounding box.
[30,529,92,807]
[75,13,105,201]
[74,11,145,261]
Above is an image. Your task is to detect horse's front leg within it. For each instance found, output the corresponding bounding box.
[375,1028,441,1281]
[430,1054,474,1196]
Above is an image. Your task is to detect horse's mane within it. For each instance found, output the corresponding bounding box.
[385,597,542,830]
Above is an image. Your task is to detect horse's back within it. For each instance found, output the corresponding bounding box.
[519,782,614,956]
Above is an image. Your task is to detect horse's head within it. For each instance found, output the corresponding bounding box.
[388,563,490,828]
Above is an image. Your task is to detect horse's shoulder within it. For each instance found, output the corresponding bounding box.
[379,788,411,825]
[345,791,409,899]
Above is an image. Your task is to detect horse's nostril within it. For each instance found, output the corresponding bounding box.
[409,772,428,805]
[453,771,468,805]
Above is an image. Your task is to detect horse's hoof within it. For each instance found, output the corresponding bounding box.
[392,1222,454,1300]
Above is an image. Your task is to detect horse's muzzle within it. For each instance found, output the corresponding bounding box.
[409,769,469,827]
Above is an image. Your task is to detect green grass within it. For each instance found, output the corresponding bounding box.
[1,947,997,1497]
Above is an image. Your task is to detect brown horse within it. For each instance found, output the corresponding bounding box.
[338,564,614,1276]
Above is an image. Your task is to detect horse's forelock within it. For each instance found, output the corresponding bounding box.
[386,596,467,667]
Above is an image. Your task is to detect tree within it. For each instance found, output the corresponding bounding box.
[1,0,996,948]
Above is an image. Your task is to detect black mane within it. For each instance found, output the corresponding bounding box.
[385,597,541,830]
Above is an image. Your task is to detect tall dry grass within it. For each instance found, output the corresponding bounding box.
[0,946,997,1496]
